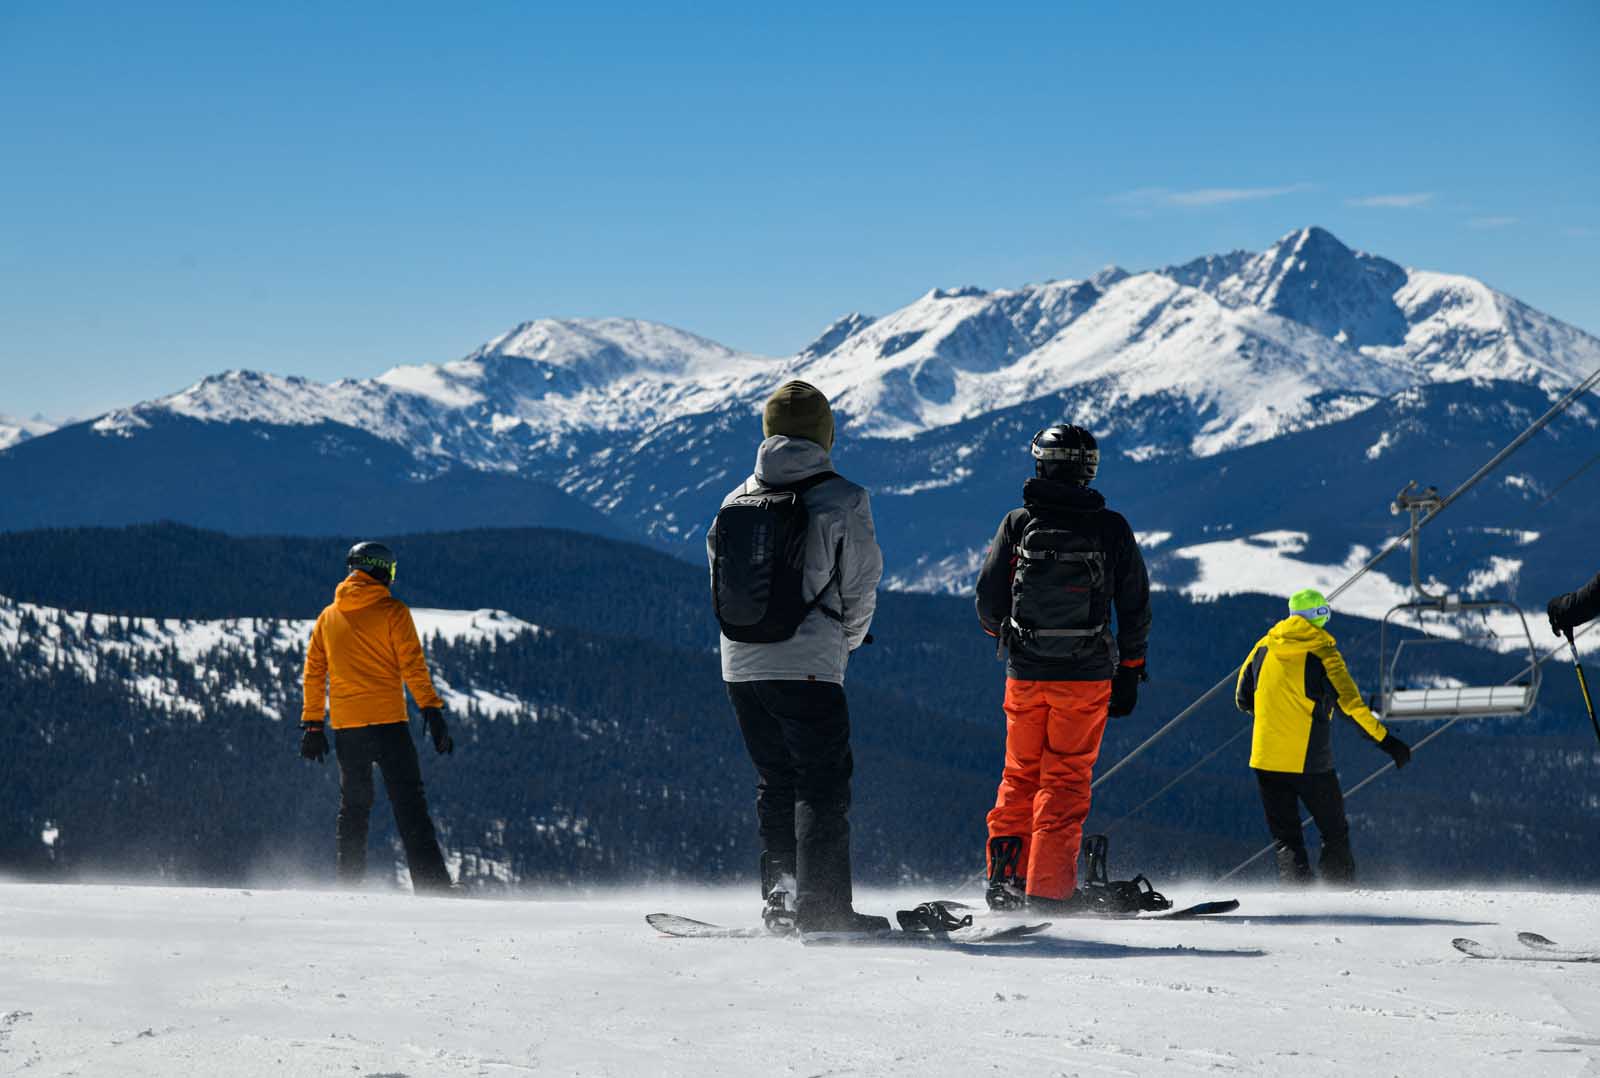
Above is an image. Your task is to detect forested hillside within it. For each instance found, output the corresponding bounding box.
[1,523,1595,890]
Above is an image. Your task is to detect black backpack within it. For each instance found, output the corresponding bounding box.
[1004,512,1109,660]
[711,472,840,643]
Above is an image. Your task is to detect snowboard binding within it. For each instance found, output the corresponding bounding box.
[985,836,1027,911]
[1077,834,1171,915]
[896,901,975,935]
[760,851,798,936]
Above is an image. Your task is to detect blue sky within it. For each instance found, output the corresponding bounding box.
[2,1,1596,419]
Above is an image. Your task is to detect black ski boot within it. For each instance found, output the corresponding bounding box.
[760,850,798,936]
[986,836,1027,912]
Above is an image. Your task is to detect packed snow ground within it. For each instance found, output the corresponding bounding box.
[3,883,1599,1076]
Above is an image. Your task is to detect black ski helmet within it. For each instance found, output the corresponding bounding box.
[346,541,396,585]
[1031,425,1099,485]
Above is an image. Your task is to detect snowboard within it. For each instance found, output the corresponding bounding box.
[800,921,1052,947]
[645,912,1051,945]
[942,898,1239,921]
[1452,933,1600,963]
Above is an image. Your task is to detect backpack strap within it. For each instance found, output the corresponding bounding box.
[1004,617,1103,639]
[753,469,838,496]
[750,471,846,625]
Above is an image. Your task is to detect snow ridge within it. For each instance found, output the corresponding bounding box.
[0,413,58,451]
[80,227,1600,467]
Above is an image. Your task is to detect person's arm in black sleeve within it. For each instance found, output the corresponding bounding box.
[1110,513,1152,670]
[1235,642,1264,714]
[1550,571,1600,635]
[974,513,1018,638]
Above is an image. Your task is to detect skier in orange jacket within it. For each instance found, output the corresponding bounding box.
[975,426,1152,913]
[300,542,455,892]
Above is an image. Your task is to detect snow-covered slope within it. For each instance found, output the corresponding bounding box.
[0,414,56,451]
[4,882,1599,1077]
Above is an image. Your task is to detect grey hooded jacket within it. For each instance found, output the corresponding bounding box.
[709,436,883,685]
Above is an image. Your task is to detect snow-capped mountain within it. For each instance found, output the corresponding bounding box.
[82,226,1600,466]
[0,414,57,451]
[6,226,1597,600]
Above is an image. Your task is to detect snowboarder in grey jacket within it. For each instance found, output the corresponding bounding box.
[707,380,887,934]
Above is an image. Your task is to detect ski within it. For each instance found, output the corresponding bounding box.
[1452,936,1600,963]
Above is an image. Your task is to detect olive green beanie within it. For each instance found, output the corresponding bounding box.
[762,380,835,451]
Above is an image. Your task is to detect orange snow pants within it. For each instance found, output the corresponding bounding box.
[985,678,1112,900]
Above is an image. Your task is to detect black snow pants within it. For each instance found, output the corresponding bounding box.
[1254,768,1354,885]
[335,721,452,892]
[727,680,854,922]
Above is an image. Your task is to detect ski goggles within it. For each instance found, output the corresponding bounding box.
[351,557,397,583]
[1291,604,1331,622]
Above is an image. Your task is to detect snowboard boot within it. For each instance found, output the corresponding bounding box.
[760,850,798,936]
[986,835,1027,912]
[1274,845,1314,885]
[797,907,892,935]
[1024,890,1099,916]
[1318,840,1355,888]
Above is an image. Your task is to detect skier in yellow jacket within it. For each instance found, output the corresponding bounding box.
[1235,588,1411,884]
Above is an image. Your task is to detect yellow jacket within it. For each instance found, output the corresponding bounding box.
[302,573,445,730]
[1235,616,1388,773]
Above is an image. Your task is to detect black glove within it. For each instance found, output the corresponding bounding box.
[1108,664,1145,718]
[1379,733,1411,769]
[299,721,329,763]
[1549,593,1577,638]
[422,707,453,755]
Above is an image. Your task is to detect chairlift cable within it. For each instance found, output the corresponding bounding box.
[1102,722,1251,833]
[1534,447,1600,511]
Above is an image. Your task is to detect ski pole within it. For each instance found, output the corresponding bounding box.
[1567,628,1600,748]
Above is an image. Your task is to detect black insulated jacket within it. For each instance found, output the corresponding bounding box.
[975,479,1152,682]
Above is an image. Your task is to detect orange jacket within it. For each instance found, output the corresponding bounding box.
[301,573,445,730]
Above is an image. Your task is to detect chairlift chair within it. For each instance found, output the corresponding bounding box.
[1376,482,1542,722]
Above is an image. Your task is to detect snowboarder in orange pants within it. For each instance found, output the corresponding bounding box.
[985,679,1113,900]
[975,425,1151,913]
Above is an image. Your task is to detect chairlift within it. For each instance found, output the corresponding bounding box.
[1376,481,1542,721]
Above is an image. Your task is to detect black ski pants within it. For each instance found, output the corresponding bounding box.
[1254,768,1354,885]
[727,680,854,921]
[335,721,451,892]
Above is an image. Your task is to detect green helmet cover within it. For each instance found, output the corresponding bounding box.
[1288,587,1331,628]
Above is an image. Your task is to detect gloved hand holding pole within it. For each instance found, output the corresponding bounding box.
[1566,628,1600,748]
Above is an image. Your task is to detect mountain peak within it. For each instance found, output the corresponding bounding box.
[1090,265,1131,291]
[800,312,876,361]
[1173,225,1409,347]
[0,413,58,451]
